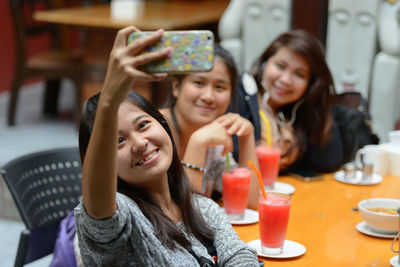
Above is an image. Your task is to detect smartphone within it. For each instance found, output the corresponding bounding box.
[288,168,324,182]
[127,30,214,73]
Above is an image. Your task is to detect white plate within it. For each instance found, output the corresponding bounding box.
[265,181,295,195]
[356,221,397,238]
[226,208,259,225]
[247,239,306,259]
[391,256,400,267]
[334,170,382,185]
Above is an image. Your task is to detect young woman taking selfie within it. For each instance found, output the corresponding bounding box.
[72,27,258,266]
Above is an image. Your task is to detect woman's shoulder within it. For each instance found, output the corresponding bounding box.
[192,194,220,211]
[192,194,227,222]
[75,192,141,221]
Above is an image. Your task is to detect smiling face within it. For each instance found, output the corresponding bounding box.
[172,57,232,127]
[116,102,173,187]
[262,47,311,111]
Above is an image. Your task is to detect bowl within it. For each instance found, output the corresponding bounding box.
[358,198,400,234]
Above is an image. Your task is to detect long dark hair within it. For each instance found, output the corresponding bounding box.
[79,91,215,250]
[164,43,239,138]
[251,30,336,151]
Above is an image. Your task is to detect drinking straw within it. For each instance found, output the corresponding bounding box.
[248,160,267,199]
[259,110,272,148]
[226,153,231,172]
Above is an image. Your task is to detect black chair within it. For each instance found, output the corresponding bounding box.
[7,0,83,126]
[1,147,82,267]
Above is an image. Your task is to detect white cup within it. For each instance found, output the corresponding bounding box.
[388,150,400,177]
[355,145,389,177]
[380,143,400,177]
[111,0,145,20]
[383,145,400,177]
[389,130,400,147]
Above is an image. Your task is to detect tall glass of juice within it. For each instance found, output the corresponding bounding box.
[259,192,291,255]
[222,167,251,220]
[256,146,281,189]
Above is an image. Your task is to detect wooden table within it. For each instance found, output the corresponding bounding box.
[34,0,230,30]
[233,174,400,266]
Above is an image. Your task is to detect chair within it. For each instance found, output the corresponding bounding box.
[218,0,292,73]
[325,0,380,99]
[1,147,82,267]
[7,0,83,126]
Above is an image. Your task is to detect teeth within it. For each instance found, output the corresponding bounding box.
[145,151,156,161]
[136,151,157,166]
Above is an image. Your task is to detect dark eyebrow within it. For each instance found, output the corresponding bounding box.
[132,114,150,126]
[296,68,310,76]
[276,59,309,76]
[217,79,230,85]
[196,75,230,85]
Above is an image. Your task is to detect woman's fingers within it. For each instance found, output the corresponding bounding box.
[113,27,170,68]
[108,31,171,82]
[113,26,140,48]
[127,29,165,56]
[123,65,167,81]
[221,138,233,156]
[119,50,170,80]
[129,47,172,68]
[216,113,252,136]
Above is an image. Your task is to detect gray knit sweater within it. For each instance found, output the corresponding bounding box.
[74,193,258,266]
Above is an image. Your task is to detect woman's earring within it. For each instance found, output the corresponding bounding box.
[262,91,270,107]
[261,81,270,106]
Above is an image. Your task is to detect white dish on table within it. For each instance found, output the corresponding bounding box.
[334,170,382,185]
[356,221,397,238]
[247,239,306,259]
[390,255,399,267]
[265,181,295,195]
[225,208,259,225]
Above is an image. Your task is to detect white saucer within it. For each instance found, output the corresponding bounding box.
[391,256,400,267]
[356,221,397,238]
[247,239,306,259]
[334,170,382,185]
[265,181,295,195]
[226,208,259,225]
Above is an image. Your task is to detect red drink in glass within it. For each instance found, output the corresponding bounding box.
[256,146,281,188]
[222,167,251,220]
[259,192,291,254]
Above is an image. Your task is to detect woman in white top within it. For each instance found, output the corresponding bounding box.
[160,44,260,209]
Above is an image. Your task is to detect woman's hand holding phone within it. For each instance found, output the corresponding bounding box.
[102,27,171,104]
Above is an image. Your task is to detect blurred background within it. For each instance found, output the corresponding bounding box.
[1,0,399,265]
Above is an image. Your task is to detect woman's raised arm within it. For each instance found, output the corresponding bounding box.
[81,27,170,219]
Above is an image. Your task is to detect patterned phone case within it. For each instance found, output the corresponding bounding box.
[127,30,214,73]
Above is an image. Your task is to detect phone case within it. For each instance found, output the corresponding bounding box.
[127,30,214,73]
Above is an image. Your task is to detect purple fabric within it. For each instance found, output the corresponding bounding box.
[49,211,77,267]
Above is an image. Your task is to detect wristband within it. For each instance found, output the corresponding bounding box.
[181,161,207,173]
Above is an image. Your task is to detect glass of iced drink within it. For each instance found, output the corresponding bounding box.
[259,192,291,255]
[256,146,281,190]
[222,167,251,220]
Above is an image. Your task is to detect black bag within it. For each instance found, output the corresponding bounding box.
[333,92,380,163]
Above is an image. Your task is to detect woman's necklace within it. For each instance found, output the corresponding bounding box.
[262,92,305,127]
